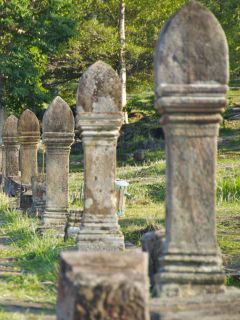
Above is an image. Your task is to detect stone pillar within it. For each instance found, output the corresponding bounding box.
[18,109,40,185]
[57,251,149,320]
[154,1,229,297]
[0,107,5,175]
[2,115,20,178]
[41,96,74,236]
[76,61,124,251]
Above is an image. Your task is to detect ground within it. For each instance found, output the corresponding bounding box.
[0,89,240,318]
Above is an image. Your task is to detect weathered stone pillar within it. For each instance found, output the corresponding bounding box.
[2,115,20,178]
[76,61,124,251]
[154,1,228,297]
[57,251,149,320]
[41,96,74,236]
[18,109,40,185]
[0,107,5,176]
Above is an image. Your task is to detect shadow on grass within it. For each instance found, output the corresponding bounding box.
[0,300,55,315]
[120,217,165,246]
[219,127,240,136]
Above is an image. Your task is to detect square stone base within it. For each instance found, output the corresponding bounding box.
[57,250,149,320]
[150,288,240,320]
[64,208,83,239]
[37,225,66,238]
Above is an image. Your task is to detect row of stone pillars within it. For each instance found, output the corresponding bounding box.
[2,111,40,182]
[1,102,75,236]
[1,1,240,318]
[1,66,124,243]
[56,1,240,320]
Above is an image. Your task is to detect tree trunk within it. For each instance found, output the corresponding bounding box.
[0,106,5,173]
[119,0,128,124]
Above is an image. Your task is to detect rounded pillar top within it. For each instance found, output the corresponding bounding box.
[155,0,229,86]
[18,109,40,134]
[43,96,74,133]
[3,115,18,139]
[77,61,122,113]
[154,1,229,120]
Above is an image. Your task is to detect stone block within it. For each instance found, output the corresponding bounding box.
[150,289,240,320]
[141,230,164,288]
[57,251,149,320]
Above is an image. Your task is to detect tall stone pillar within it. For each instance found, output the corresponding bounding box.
[18,109,40,185]
[41,96,74,236]
[154,1,229,297]
[0,107,5,175]
[76,61,124,251]
[2,115,20,178]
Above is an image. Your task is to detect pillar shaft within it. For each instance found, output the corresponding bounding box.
[42,133,74,233]
[84,139,117,217]
[19,136,39,185]
[3,140,20,177]
[165,124,218,254]
[154,84,227,297]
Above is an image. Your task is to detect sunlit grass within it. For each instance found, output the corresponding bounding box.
[0,196,74,305]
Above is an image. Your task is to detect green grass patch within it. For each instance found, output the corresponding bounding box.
[0,193,74,304]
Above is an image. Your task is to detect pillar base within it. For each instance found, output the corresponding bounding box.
[77,213,125,251]
[40,209,68,237]
[65,209,83,239]
[154,251,225,298]
[77,232,125,251]
[150,288,240,320]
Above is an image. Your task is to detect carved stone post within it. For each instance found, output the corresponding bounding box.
[76,61,124,251]
[154,1,228,297]
[2,115,20,178]
[41,96,74,236]
[18,109,40,185]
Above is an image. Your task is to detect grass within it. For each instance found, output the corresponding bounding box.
[1,88,240,316]
[0,193,74,310]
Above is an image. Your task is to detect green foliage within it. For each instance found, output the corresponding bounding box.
[200,0,240,77]
[217,175,240,203]
[1,0,240,113]
[225,275,240,289]
[0,0,76,113]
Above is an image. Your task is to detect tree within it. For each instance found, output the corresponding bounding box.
[1,0,239,117]
[200,0,240,78]
[0,0,76,114]
[55,0,188,105]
